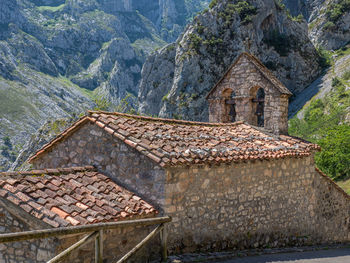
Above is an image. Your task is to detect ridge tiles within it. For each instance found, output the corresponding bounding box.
[0,166,157,227]
[30,111,320,167]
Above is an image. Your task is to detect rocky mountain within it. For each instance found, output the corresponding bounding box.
[0,0,210,171]
[282,0,350,50]
[138,0,322,120]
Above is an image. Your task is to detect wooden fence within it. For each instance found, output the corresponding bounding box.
[0,216,172,263]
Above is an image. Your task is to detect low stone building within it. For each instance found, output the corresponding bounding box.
[1,52,349,261]
[28,111,350,253]
[0,166,159,262]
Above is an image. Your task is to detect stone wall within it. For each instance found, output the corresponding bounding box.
[60,224,160,263]
[163,156,350,253]
[207,55,289,134]
[31,122,350,256]
[32,122,166,210]
[0,202,57,263]
[0,197,160,262]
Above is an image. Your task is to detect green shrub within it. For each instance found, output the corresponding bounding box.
[209,0,218,9]
[162,94,169,102]
[274,0,286,10]
[231,1,258,24]
[332,77,342,87]
[326,0,350,23]
[217,1,257,26]
[114,94,138,114]
[342,70,350,80]
[315,125,350,180]
[188,33,203,53]
[323,21,336,31]
[316,47,332,69]
[293,14,304,23]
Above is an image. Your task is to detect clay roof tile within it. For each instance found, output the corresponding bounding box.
[0,167,157,227]
[28,111,319,167]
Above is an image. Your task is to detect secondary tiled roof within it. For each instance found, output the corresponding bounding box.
[29,111,320,167]
[0,166,157,227]
[206,52,293,99]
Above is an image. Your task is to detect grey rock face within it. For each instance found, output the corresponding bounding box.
[308,0,350,50]
[282,0,322,19]
[0,68,94,171]
[0,0,24,25]
[138,43,176,115]
[0,0,210,171]
[283,0,350,50]
[138,0,321,120]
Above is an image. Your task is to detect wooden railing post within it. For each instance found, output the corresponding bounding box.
[160,224,168,262]
[95,230,103,263]
[47,231,98,263]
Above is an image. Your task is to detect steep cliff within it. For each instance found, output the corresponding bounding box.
[308,0,350,50]
[138,0,322,120]
[0,0,210,171]
[282,0,350,50]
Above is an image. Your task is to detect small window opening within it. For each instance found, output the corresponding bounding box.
[254,88,265,127]
[225,91,236,122]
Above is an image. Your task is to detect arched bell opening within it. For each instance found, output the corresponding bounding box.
[250,87,265,127]
[222,89,236,123]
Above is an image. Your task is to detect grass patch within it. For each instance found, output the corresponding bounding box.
[337,178,350,195]
[342,70,350,80]
[37,4,65,12]
[0,78,40,120]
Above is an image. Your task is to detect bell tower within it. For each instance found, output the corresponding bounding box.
[206,53,292,135]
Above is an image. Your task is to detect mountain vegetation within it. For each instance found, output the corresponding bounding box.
[289,45,350,182]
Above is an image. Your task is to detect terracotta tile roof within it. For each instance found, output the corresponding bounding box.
[29,111,320,167]
[206,52,293,99]
[0,166,157,227]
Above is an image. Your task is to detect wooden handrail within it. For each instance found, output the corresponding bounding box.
[47,231,98,263]
[0,216,172,244]
[116,224,164,263]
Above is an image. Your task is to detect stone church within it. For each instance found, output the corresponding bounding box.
[0,52,349,262]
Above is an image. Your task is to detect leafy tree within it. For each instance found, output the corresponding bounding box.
[315,125,350,180]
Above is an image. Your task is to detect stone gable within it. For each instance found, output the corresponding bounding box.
[207,53,291,134]
[32,122,167,209]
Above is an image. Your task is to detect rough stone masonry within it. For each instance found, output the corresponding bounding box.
[31,114,350,254]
